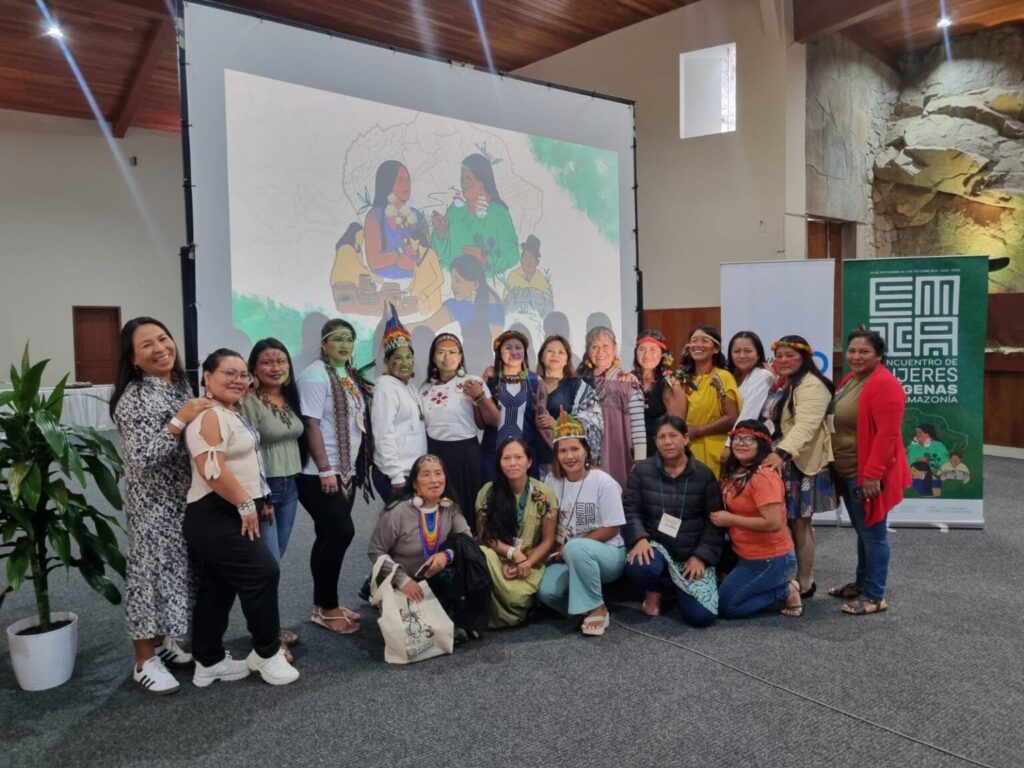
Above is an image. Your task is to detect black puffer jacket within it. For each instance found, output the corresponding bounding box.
[622,453,725,566]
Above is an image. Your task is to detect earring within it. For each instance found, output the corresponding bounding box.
[412,495,424,508]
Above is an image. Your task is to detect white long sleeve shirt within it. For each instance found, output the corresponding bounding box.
[371,375,428,485]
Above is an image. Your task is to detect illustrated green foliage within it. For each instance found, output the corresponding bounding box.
[0,345,126,631]
[528,135,620,246]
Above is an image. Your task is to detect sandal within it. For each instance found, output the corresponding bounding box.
[780,580,803,618]
[311,610,360,634]
[842,598,888,616]
[581,611,610,636]
[281,630,300,647]
[827,583,861,599]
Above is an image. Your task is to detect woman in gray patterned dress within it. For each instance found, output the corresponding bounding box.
[110,317,213,695]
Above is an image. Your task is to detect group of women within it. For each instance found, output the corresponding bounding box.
[110,309,909,695]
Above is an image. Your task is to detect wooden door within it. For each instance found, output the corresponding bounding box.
[807,220,844,383]
[72,307,121,384]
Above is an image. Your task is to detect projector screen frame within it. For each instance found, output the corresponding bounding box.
[174,0,642,381]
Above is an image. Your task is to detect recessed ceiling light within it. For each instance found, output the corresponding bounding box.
[936,16,953,28]
[45,23,64,39]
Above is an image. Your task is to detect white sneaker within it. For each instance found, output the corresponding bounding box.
[133,656,180,695]
[246,648,300,686]
[192,651,250,688]
[156,636,194,668]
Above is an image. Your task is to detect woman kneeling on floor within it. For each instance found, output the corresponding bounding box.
[369,455,490,643]
[476,438,558,627]
[537,411,626,636]
[711,420,802,618]
[622,415,724,627]
[183,349,299,687]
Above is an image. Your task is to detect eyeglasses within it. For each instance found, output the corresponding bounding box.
[218,369,253,383]
[732,435,758,446]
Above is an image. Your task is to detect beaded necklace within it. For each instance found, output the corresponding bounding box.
[418,506,441,560]
[257,388,294,429]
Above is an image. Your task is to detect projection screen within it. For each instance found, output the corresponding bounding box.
[181,1,638,374]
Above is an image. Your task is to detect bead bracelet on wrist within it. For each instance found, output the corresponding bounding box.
[236,498,257,517]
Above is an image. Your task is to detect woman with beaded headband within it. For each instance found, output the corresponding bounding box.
[633,329,687,458]
[760,334,837,600]
[535,334,604,477]
[368,454,488,643]
[622,414,725,626]
[577,325,647,489]
[419,332,498,526]
[537,411,627,637]
[676,325,741,479]
[370,304,427,504]
[297,318,374,635]
[475,437,558,627]
[478,329,546,482]
[711,420,801,619]
[242,338,304,660]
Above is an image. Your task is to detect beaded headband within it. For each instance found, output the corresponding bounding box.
[493,329,529,352]
[771,339,813,355]
[434,333,462,349]
[728,426,773,443]
[552,407,587,443]
[382,303,412,354]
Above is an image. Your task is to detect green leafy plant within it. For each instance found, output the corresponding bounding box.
[1,345,126,631]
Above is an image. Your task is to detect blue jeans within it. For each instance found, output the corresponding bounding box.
[260,476,298,561]
[841,477,890,600]
[538,539,624,616]
[624,549,716,628]
[718,551,796,618]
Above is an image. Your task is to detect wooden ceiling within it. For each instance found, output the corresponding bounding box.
[1,0,1022,136]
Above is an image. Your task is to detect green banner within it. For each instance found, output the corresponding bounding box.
[842,256,987,527]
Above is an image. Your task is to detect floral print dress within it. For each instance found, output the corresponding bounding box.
[113,376,193,639]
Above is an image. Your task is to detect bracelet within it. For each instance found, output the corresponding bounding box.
[317,463,331,472]
[505,545,517,562]
[169,416,186,431]
[236,498,257,517]
[444,548,454,564]
[472,392,488,405]
[318,470,335,479]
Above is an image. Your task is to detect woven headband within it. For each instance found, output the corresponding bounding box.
[636,336,668,351]
[771,339,813,354]
[493,330,529,352]
[729,426,773,443]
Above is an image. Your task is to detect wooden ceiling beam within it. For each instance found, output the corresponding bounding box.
[112,17,172,138]
[793,0,902,43]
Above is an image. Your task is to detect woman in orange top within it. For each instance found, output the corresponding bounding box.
[711,420,802,618]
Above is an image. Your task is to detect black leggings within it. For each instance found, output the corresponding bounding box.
[297,474,356,609]
[183,493,280,666]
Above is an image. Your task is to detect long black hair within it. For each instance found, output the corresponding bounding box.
[720,419,774,478]
[462,153,507,209]
[371,160,406,209]
[248,338,303,417]
[481,438,532,544]
[776,334,835,417]
[632,328,671,380]
[846,327,887,366]
[679,325,728,375]
[726,330,768,377]
[550,436,593,481]
[426,333,465,382]
[109,316,190,417]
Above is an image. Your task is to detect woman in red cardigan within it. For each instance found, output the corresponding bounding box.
[827,327,911,615]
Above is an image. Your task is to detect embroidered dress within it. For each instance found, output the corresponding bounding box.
[475,481,558,627]
[420,375,484,520]
[480,372,542,481]
[113,376,194,640]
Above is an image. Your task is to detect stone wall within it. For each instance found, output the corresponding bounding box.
[805,34,899,257]
[873,26,1024,293]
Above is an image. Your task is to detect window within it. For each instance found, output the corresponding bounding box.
[679,42,736,139]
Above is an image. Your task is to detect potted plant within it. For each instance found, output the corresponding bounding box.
[1,344,126,691]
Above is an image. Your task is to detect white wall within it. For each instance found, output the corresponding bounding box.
[518,0,806,308]
[0,110,186,385]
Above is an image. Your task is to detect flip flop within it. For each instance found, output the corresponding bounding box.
[780,580,803,618]
[827,583,861,599]
[842,598,888,616]
[311,610,360,634]
[581,612,610,636]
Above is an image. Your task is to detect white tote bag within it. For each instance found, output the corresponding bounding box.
[369,555,455,664]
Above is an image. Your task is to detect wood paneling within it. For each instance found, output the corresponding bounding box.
[984,352,1024,448]
[72,306,121,384]
[988,292,1024,348]
[642,307,721,360]
[0,0,694,134]
[852,0,1024,56]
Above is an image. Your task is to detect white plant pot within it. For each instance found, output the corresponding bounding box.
[6,612,79,691]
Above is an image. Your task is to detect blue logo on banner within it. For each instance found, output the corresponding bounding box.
[814,351,829,373]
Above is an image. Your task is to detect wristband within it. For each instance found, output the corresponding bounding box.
[472,392,488,405]
[236,498,257,517]
[169,416,187,431]
[318,470,335,479]
[317,463,331,472]
[444,548,454,564]
[505,545,517,562]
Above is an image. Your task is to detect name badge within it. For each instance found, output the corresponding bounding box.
[657,513,682,537]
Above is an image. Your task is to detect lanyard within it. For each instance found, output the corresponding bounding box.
[559,473,589,535]
[658,474,689,517]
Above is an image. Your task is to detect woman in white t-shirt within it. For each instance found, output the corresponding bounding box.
[183,349,298,687]
[720,331,774,467]
[537,410,626,636]
[418,333,498,528]
[296,319,373,635]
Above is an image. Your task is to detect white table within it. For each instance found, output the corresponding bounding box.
[38,384,116,432]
